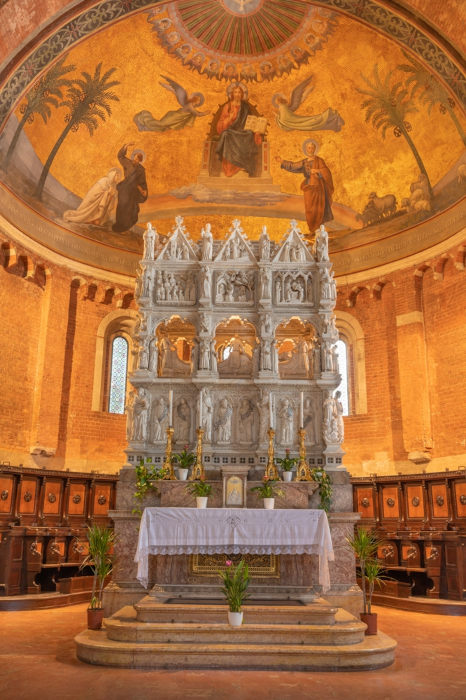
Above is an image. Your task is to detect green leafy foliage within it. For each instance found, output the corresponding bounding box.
[81,524,114,609]
[346,528,385,614]
[250,477,284,499]
[218,559,250,612]
[185,479,212,497]
[275,449,298,472]
[171,446,197,470]
[133,459,167,515]
[310,467,332,513]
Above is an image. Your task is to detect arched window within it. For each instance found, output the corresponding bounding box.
[335,339,349,416]
[108,336,129,414]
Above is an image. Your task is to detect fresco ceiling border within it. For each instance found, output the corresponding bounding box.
[0,181,463,280]
[0,0,465,132]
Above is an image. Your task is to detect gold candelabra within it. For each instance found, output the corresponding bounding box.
[162,426,177,480]
[295,428,312,481]
[190,427,205,481]
[264,427,279,480]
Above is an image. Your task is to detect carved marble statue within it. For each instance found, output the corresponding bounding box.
[258,390,271,442]
[320,267,336,303]
[152,397,168,442]
[303,396,317,445]
[210,339,218,372]
[142,269,153,298]
[261,338,273,371]
[148,339,158,374]
[214,398,232,444]
[138,342,149,370]
[334,390,344,442]
[279,398,294,445]
[143,222,156,260]
[260,313,272,337]
[175,398,191,443]
[201,266,211,299]
[323,391,341,444]
[200,387,213,442]
[316,225,329,262]
[238,398,255,444]
[259,226,270,261]
[132,388,149,441]
[260,268,271,299]
[201,224,213,261]
[200,339,211,370]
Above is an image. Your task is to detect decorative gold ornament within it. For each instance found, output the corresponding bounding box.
[190,427,205,481]
[295,428,312,481]
[264,427,279,480]
[163,426,177,480]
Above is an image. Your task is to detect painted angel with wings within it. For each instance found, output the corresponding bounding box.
[133,75,209,132]
[272,76,344,133]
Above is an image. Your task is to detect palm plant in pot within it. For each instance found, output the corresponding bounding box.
[218,559,250,626]
[172,445,196,480]
[250,477,284,509]
[81,524,115,630]
[275,449,298,482]
[346,527,385,634]
[186,479,212,508]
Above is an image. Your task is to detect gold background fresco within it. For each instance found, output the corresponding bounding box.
[3,2,466,247]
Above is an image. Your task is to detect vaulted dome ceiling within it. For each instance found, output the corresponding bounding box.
[0,0,464,278]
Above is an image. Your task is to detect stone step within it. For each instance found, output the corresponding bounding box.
[134,596,338,625]
[75,629,397,671]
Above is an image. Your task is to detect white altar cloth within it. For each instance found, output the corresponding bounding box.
[135,507,334,591]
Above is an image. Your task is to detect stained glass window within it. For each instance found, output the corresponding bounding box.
[108,336,128,414]
[335,339,349,416]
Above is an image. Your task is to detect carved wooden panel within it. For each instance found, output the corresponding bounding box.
[18,478,39,514]
[92,484,112,516]
[0,475,14,513]
[67,483,86,515]
[454,481,466,517]
[42,480,62,515]
[401,541,421,567]
[27,537,44,564]
[67,537,89,563]
[430,483,449,519]
[45,537,66,564]
[355,487,374,518]
[406,484,424,519]
[381,486,399,519]
[377,541,398,566]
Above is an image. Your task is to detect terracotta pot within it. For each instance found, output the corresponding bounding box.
[177,468,189,481]
[360,612,377,635]
[196,496,208,508]
[282,471,293,482]
[263,498,275,509]
[87,607,105,630]
[228,611,243,627]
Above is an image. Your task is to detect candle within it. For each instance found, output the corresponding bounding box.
[269,392,273,429]
[168,390,173,426]
[300,392,304,429]
[198,392,203,428]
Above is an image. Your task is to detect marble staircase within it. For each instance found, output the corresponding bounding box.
[75,598,396,670]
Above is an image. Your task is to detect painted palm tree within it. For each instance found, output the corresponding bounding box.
[398,51,466,146]
[357,64,432,196]
[3,57,75,170]
[35,63,120,199]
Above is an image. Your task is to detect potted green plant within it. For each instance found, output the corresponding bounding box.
[186,479,212,508]
[81,524,115,630]
[218,559,250,626]
[346,527,384,634]
[275,449,298,482]
[171,445,196,481]
[250,477,284,509]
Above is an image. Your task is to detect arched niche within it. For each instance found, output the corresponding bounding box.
[214,316,258,378]
[275,317,316,380]
[156,315,196,378]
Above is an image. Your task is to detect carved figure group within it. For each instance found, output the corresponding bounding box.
[216,270,254,303]
[155,270,195,303]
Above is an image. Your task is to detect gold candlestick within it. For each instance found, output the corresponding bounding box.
[295,428,312,481]
[163,426,177,480]
[264,428,279,480]
[190,427,205,481]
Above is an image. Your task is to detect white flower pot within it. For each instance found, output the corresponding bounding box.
[282,471,293,482]
[196,496,208,509]
[177,468,189,481]
[263,498,275,510]
[228,611,243,627]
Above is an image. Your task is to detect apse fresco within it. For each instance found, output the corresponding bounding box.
[0,0,464,256]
